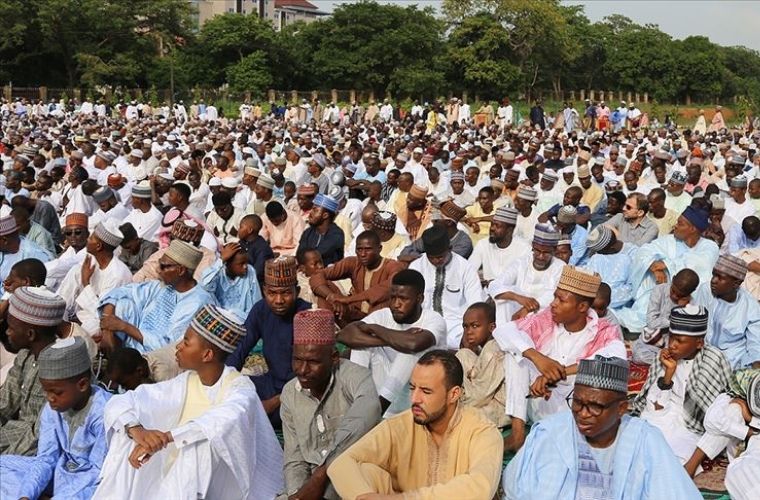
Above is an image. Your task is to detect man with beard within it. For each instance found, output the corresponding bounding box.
[503,356,700,498]
[338,269,448,417]
[44,213,90,290]
[297,193,344,266]
[468,206,529,286]
[603,192,658,246]
[328,350,503,499]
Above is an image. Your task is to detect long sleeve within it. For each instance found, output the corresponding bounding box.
[743,311,760,367]
[226,304,262,370]
[17,405,60,499]
[645,285,672,330]
[280,390,312,495]
[492,321,536,360]
[310,257,357,293]
[350,260,404,306]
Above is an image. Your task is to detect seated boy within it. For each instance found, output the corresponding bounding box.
[200,242,263,320]
[0,337,111,499]
[94,305,284,499]
[592,282,619,326]
[630,305,733,475]
[455,302,508,428]
[106,347,154,392]
[296,247,342,307]
[632,268,699,365]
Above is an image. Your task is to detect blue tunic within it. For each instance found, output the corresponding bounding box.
[0,386,111,500]
[0,236,53,294]
[99,280,217,353]
[200,261,262,320]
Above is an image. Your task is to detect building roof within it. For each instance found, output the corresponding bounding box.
[275,0,318,10]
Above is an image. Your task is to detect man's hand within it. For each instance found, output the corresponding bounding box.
[529,375,553,399]
[527,350,566,384]
[289,465,329,500]
[128,426,172,455]
[100,314,126,332]
[332,295,352,305]
[128,444,153,469]
[515,295,540,312]
[659,348,678,377]
[356,494,402,500]
[81,255,95,287]
[261,395,281,414]
[357,322,378,337]
[220,242,241,262]
[511,307,529,321]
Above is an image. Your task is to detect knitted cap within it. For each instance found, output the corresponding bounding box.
[8,286,66,327]
[264,256,298,287]
[493,206,518,225]
[577,165,591,178]
[542,171,559,183]
[190,305,245,353]
[576,355,629,394]
[669,304,709,336]
[293,309,335,345]
[94,220,124,247]
[557,205,577,224]
[450,171,465,182]
[244,166,262,177]
[371,211,396,232]
[714,254,748,281]
[0,215,18,236]
[586,225,613,253]
[131,181,152,199]
[533,224,560,247]
[256,174,275,190]
[38,337,91,380]
[165,240,203,270]
[557,265,602,298]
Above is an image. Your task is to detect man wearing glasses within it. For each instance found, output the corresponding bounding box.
[503,355,701,498]
[44,212,89,290]
[603,192,658,246]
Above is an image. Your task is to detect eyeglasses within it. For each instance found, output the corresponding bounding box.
[63,229,86,236]
[566,391,626,417]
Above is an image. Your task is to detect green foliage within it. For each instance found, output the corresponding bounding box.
[225,51,272,95]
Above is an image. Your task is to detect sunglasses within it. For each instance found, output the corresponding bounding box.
[64,229,86,236]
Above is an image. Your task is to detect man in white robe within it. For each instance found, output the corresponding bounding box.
[93,305,284,500]
[468,206,529,287]
[121,182,162,242]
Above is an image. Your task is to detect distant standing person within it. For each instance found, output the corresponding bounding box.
[530,100,545,129]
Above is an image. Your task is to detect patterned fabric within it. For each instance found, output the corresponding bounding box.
[728,369,760,416]
[586,226,613,253]
[0,350,46,455]
[0,215,18,235]
[170,219,204,245]
[38,337,91,380]
[576,356,630,394]
[64,213,88,228]
[714,254,748,281]
[433,265,445,314]
[8,286,66,326]
[191,304,245,353]
[630,345,733,434]
[669,304,709,336]
[371,211,396,232]
[313,193,339,213]
[165,239,203,270]
[533,224,560,247]
[558,265,602,298]
[493,207,518,225]
[293,309,335,345]
[264,256,298,287]
[574,429,613,500]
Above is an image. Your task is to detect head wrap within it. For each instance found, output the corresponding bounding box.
[714,254,748,281]
[558,265,602,298]
[94,220,124,247]
[293,309,335,345]
[586,225,613,253]
[669,304,709,336]
[533,224,560,247]
[371,211,396,232]
[0,215,18,236]
[265,257,298,287]
[493,206,518,225]
[38,337,91,380]
[681,206,709,233]
[165,240,203,270]
[190,305,245,353]
[8,286,66,327]
[576,355,630,394]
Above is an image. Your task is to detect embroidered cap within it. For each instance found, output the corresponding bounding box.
[38,337,91,380]
[293,309,335,345]
[0,215,18,236]
[371,211,397,232]
[731,175,748,188]
[533,223,560,247]
[439,200,467,222]
[93,219,124,247]
[131,181,152,199]
[171,219,204,245]
[190,305,245,353]
[297,184,318,196]
[493,206,518,226]
[264,256,298,287]
[8,286,66,327]
[557,205,577,224]
[557,265,602,298]
[576,355,630,394]
[586,225,613,253]
[164,239,203,270]
[669,304,709,336]
[409,184,428,200]
[517,186,538,201]
[714,254,748,281]
[313,194,339,214]
[92,187,115,203]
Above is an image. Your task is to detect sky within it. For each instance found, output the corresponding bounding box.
[310,0,760,50]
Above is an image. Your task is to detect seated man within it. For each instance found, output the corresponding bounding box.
[616,205,719,332]
[117,222,159,273]
[57,220,133,336]
[455,302,508,428]
[468,206,530,286]
[44,213,90,290]
[94,305,284,499]
[0,215,51,294]
[200,242,262,320]
[226,257,311,427]
[0,337,110,499]
[702,369,760,500]
[261,200,304,257]
[494,265,626,450]
[310,230,405,324]
[603,192,659,246]
[555,205,588,266]
[328,350,503,499]
[338,269,448,417]
[632,268,699,365]
[370,211,410,260]
[98,240,215,354]
[297,193,345,266]
[694,254,760,369]
[630,305,732,476]
[121,181,162,242]
[133,219,217,282]
[0,287,66,456]
[409,226,483,349]
[207,191,244,244]
[726,215,760,255]
[488,224,564,323]
[106,347,153,392]
[399,200,473,260]
[582,225,637,309]
[503,356,701,498]
[280,309,381,500]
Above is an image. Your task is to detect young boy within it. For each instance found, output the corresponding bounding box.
[106,347,153,392]
[455,302,508,428]
[0,337,111,499]
[295,247,342,307]
[592,282,619,326]
[632,268,700,364]
[237,213,274,288]
[94,305,284,499]
[200,242,262,320]
[630,304,733,476]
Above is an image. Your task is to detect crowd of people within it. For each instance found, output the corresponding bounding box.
[0,93,759,499]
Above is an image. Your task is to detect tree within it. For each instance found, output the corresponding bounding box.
[226,51,272,95]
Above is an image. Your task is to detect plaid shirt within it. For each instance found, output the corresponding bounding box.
[630,345,732,434]
[0,349,46,455]
[381,183,396,202]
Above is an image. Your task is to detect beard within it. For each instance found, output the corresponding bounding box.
[412,403,447,426]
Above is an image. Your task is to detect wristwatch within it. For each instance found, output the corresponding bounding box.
[656,377,674,391]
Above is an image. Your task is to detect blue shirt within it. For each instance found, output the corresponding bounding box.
[226,298,312,401]
[297,223,345,266]
[240,235,274,287]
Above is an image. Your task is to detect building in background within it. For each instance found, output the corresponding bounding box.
[191,0,325,30]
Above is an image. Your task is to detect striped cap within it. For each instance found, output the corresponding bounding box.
[533,224,560,247]
[297,184,317,196]
[132,181,152,199]
[669,304,709,336]
[714,254,748,281]
[557,205,577,224]
[0,215,18,236]
[264,256,298,287]
[94,219,124,247]
[557,265,602,298]
[293,309,335,345]
[8,286,66,327]
[493,206,518,225]
[542,171,559,183]
[450,171,465,182]
[586,225,613,253]
[38,337,91,380]
[191,305,245,353]
[165,240,203,270]
[313,194,339,214]
[576,355,629,394]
